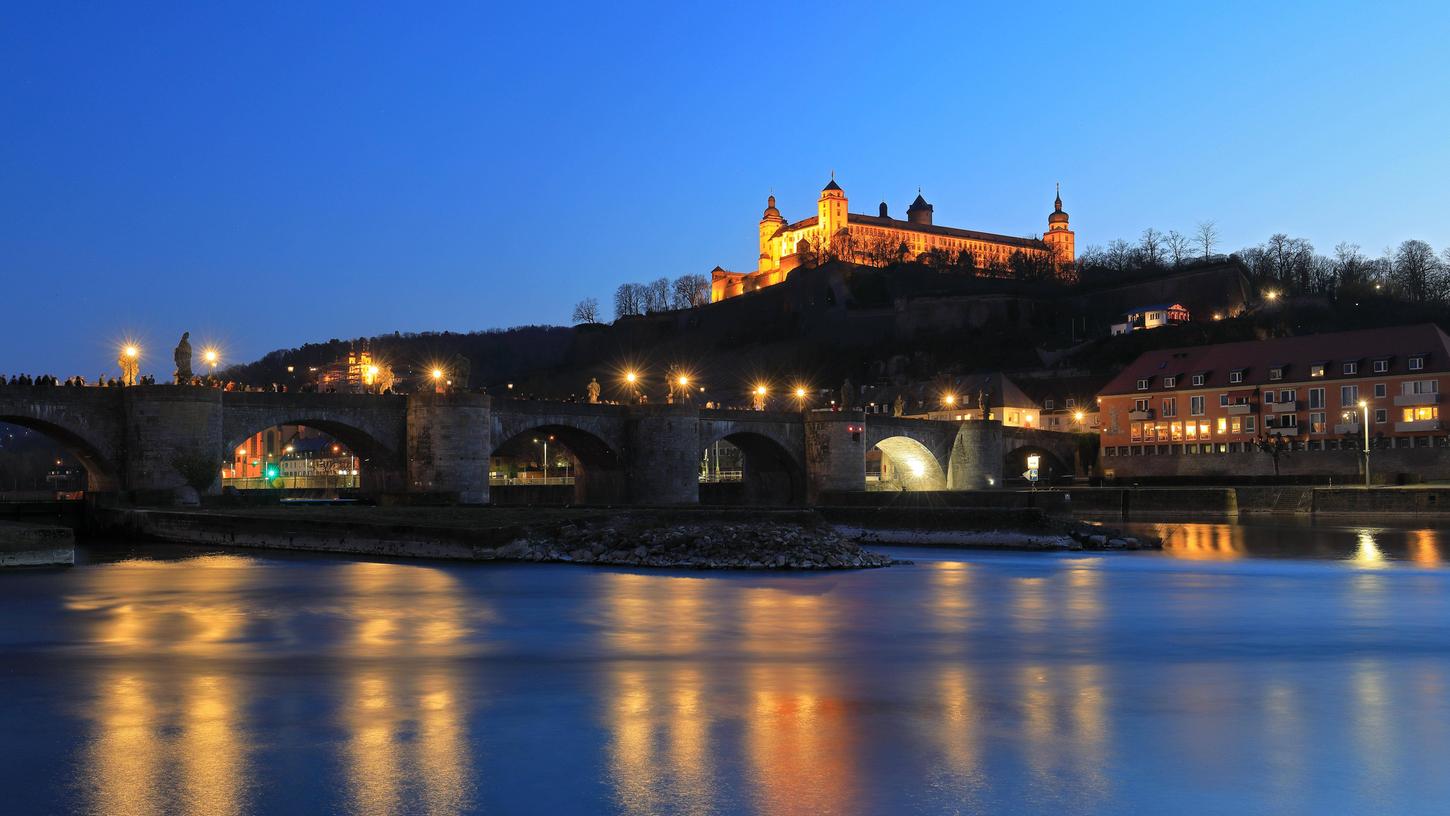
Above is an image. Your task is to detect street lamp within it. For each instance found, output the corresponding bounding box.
[1073,410,1086,426]
[1359,399,1371,488]
[203,348,219,370]
[942,393,956,409]
[533,435,554,481]
[1265,289,1280,303]
[753,384,768,411]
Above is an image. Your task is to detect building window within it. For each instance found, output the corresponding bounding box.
[1066,398,1077,408]
[1374,383,1387,398]
[1410,356,1424,371]
[1310,412,1326,433]
[1310,364,1325,378]
[1134,398,1149,412]
[1217,417,1228,434]
[1281,414,1298,428]
[1162,397,1177,417]
[1230,416,1242,434]
[1280,389,1294,403]
[1373,359,1389,373]
[1245,416,1257,433]
[1137,378,1150,390]
[1308,388,1325,409]
[1340,384,1359,406]
[1269,367,1283,381]
[1219,393,1230,406]
[1190,395,1205,416]
[1198,420,1211,438]
[1343,361,1358,375]
[1405,380,1439,395]
[1403,405,1439,422]
[1044,399,1055,410]
[1192,374,1205,386]
[1229,370,1244,384]
[1375,408,1387,424]
[1264,391,1277,404]
[1164,376,1176,388]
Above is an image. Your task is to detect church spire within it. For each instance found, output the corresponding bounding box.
[1054,182,1063,212]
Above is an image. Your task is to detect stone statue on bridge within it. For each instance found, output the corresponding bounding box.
[586,377,601,404]
[892,394,904,417]
[840,378,854,410]
[173,332,193,385]
[449,353,471,391]
[977,381,992,421]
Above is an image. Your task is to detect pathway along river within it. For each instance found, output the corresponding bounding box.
[4,518,1450,814]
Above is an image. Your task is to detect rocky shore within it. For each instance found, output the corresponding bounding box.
[487,519,898,570]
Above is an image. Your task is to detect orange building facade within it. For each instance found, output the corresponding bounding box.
[1096,325,1450,463]
[711,179,1075,302]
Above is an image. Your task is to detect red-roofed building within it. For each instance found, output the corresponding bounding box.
[1096,324,1450,477]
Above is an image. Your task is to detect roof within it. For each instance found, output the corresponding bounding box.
[908,193,931,209]
[846,213,1046,250]
[1099,324,1450,396]
[822,179,842,192]
[1128,302,1188,314]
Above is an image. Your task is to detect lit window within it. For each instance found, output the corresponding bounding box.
[1216,417,1227,434]
[1403,405,1438,422]
[1309,364,1325,378]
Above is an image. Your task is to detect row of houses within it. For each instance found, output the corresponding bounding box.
[915,323,1450,481]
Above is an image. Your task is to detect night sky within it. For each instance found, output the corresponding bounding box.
[4,1,1448,376]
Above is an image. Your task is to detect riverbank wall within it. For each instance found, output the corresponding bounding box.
[1063,486,1450,518]
[0,521,75,567]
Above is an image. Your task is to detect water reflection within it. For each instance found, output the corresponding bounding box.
[65,556,480,816]
[744,664,858,816]
[68,557,255,816]
[606,666,717,816]
[1142,520,1450,566]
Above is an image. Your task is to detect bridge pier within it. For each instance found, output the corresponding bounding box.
[948,420,1005,489]
[123,387,224,503]
[625,404,700,505]
[805,413,867,501]
[407,392,491,503]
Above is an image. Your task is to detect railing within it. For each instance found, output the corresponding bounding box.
[699,470,743,483]
[222,475,360,490]
[1395,419,1442,433]
[1127,409,1153,421]
[1271,401,1297,413]
[1226,403,1253,415]
[1394,392,1439,407]
[489,476,576,485]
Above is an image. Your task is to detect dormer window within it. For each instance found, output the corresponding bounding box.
[1164,376,1177,388]
[1229,370,1245,384]
[1343,361,1358,375]
[1309,363,1325,378]
[1136,378,1151,391]
[1269,367,1284,381]
[1373,359,1390,373]
[1410,356,1425,371]
[1192,373,1205,387]
[1066,398,1076,408]
[1044,399,1055,410]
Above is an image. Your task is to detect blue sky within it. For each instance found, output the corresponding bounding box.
[4,1,1448,375]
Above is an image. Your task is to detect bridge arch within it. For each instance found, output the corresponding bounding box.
[699,429,806,505]
[0,414,121,492]
[871,435,948,491]
[490,422,625,504]
[221,416,405,493]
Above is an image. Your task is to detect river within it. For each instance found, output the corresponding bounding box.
[3,519,1450,814]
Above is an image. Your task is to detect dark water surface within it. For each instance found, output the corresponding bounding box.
[5,520,1450,815]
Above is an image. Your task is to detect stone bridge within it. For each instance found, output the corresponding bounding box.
[0,386,1083,504]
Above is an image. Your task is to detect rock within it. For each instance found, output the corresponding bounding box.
[1087,534,1107,547]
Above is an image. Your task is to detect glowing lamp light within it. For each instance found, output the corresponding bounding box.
[794,387,806,398]
[908,460,926,478]
[1358,400,1367,408]
[1265,290,1280,302]
[203,349,219,365]
[943,394,956,406]
[124,345,138,358]
[677,375,689,387]
[755,385,767,396]
[625,371,638,384]
[1073,411,1086,422]
[432,368,444,380]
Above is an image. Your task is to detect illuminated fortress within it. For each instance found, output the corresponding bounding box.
[710,178,1074,302]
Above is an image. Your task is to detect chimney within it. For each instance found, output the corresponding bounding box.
[879,201,889,218]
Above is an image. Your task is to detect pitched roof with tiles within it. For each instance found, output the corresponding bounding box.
[1098,324,1450,396]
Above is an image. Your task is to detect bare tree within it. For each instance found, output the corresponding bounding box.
[571,297,600,324]
[670,274,710,309]
[644,277,672,313]
[1165,230,1191,266]
[1138,228,1165,268]
[1195,220,1219,259]
[1105,239,1135,274]
[1393,239,1442,302]
[614,283,644,319]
